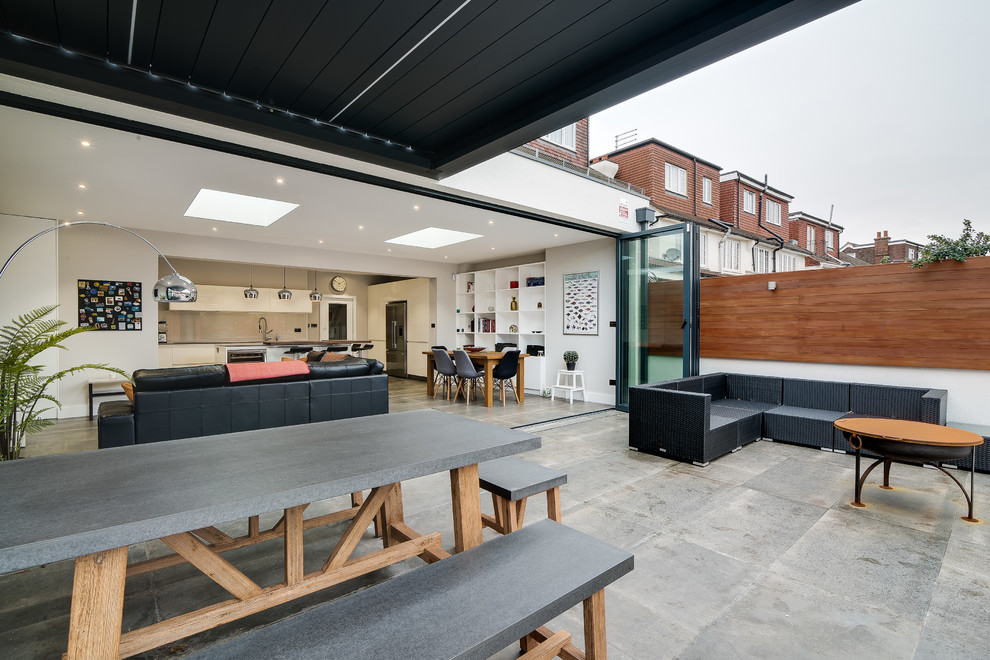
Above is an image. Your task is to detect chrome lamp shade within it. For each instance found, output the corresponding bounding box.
[277,288,292,300]
[154,273,198,303]
[309,289,322,301]
[243,286,260,299]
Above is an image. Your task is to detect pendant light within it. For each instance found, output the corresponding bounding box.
[278,267,292,300]
[243,265,259,299]
[309,270,322,301]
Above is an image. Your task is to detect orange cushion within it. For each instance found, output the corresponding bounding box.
[320,352,350,362]
[226,361,309,383]
[120,381,134,403]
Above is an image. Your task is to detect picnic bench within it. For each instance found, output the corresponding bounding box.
[186,520,634,659]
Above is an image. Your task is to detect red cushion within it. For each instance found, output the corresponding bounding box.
[226,361,309,383]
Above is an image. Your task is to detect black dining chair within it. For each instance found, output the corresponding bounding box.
[491,349,521,405]
[452,349,485,405]
[432,349,458,400]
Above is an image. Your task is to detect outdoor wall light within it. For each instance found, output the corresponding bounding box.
[768,281,777,291]
[0,220,198,302]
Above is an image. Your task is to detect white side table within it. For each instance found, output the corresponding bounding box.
[551,370,585,403]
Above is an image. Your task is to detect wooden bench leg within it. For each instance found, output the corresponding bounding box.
[547,486,562,523]
[519,629,571,659]
[380,482,404,547]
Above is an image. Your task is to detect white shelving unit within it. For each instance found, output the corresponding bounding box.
[455,262,546,392]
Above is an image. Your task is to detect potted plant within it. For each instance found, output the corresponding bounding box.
[563,350,579,371]
[1,305,126,460]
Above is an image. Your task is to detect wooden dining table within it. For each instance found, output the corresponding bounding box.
[0,410,540,659]
[424,350,529,407]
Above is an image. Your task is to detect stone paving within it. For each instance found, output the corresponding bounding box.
[3,377,989,658]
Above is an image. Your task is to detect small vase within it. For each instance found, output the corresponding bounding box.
[510,296,518,311]
[566,362,576,371]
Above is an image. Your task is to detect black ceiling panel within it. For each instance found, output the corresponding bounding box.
[127,0,162,69]
[188,0,272,92]
[1,0,58,45]
[106,0,137,62]
[224,0,326,104]
[150,1,217,81]
[0,0,858,177]
[54,0,107,57]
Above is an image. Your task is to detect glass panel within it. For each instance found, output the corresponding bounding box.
[618,223,696,408]
[327,303,348,339]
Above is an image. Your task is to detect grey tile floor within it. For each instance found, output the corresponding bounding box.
[4,376,990,659]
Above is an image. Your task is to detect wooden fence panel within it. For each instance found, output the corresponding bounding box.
[699,256,990,370]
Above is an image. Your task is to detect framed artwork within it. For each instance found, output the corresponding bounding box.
[563,271,598,335]
[78,280,142,331]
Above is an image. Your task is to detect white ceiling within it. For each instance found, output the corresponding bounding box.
[0,104,601,269]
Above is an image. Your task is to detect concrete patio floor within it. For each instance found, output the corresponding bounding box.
[3,376,989,659]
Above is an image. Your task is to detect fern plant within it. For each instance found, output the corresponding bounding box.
[0,305,126,460]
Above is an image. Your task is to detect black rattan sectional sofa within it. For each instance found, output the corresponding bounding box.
[98,358,388,448]
[629,373,947,466]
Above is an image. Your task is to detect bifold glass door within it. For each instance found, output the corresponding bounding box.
[616,223,699,409]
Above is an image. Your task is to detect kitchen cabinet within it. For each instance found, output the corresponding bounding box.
[170,344,217,367]
[170,284,223,311]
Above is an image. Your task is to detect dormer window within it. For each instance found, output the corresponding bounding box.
[541,123,576,151]
[743,190,756,214]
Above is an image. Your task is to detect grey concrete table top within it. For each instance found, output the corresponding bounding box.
[0,410,540,574]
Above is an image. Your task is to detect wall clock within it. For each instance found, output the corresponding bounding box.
[330,276,347,292]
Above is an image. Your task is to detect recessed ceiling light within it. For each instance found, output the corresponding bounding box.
[77,183,87,189]
[76,210,84,215]
[554,233,559,237]
[491,246,495,250]
[387,248,392,252]
[319,240,324,244]
[275,177,285,184]
[386,227,482,249]
[80,140,91,147]
[359,225,364,230]
[488,220,494,225]
[212,227,218,231]
[184,189,299,227]
[413,205,420,211]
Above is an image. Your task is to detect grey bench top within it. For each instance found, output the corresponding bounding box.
[187,520,634,660]
[478,457,566,501]
[0,409,540,574]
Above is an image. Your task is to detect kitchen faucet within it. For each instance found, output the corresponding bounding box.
[258,316,272,342]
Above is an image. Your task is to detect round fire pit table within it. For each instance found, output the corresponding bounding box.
[834,417,984,523]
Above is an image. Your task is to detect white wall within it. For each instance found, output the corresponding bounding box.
[444,152,649,233]
[546,238,617,405]
[702,358,989,425]
[1,214,60,417]
[57,226,160,418]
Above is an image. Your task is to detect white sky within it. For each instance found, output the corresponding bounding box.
[588,0,990,245]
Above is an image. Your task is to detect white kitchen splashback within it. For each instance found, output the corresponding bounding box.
[163,311,311,343]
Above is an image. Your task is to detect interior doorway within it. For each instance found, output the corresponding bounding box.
[319,296,356,341]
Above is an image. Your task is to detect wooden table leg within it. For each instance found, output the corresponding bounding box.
[426,355,436,397]
[380,482,405,547]
[67,546,128,660]
[484,360,495,407]
[584,589,608,659]
[517,357,526,403]
[284,504,306,585]
[450,464,483,552]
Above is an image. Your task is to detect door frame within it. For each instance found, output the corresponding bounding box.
[319,295,356,340]
[615,222,700,410]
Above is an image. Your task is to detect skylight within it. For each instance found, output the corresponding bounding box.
[385,227,483,249]
[184,189,299,227]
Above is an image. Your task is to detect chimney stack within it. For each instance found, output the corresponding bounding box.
[874,230,890,264]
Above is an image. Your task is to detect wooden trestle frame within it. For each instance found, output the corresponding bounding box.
[65,482,453,659]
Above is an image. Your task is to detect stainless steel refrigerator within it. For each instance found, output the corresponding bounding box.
[385,301,407,377]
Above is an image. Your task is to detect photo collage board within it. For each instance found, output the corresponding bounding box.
[78,280,142,331]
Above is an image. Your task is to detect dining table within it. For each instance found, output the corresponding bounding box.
[0,409,540,659]
[424,350,529,407]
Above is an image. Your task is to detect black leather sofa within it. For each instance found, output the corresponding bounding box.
[98,357,388,448]
[629,373,947,466]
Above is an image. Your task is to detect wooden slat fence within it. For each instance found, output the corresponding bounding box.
[699,256,990,370]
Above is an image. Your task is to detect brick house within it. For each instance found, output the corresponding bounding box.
[591,138,721,220]
[788,211,844,267]
[841,231,923,264]
[522,119,590,169]
[718,171,793,242]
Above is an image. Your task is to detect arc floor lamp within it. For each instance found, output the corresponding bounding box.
[0,220,197,302]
